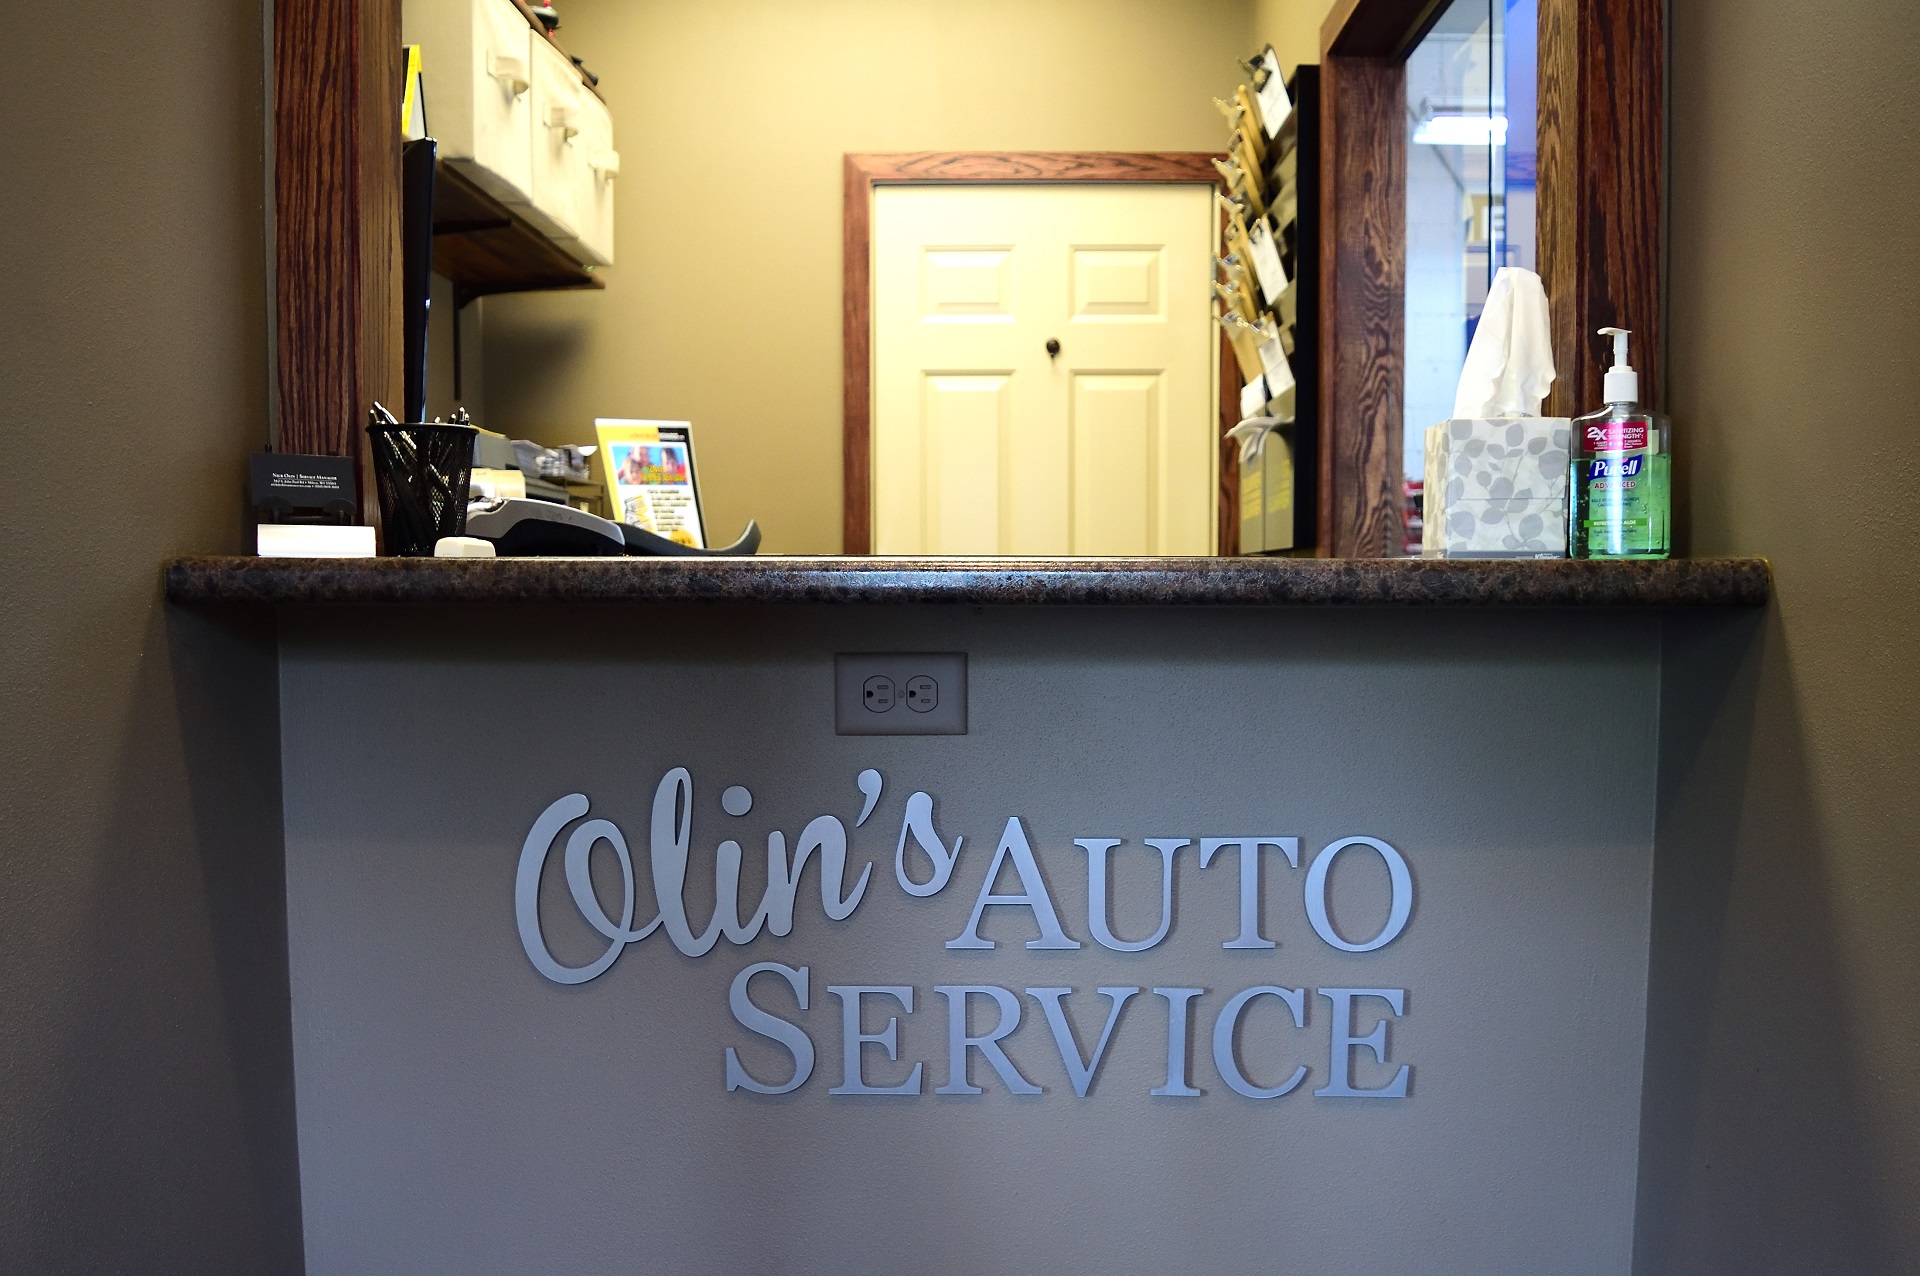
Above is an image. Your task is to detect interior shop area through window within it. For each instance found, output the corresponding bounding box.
[1402,0,1538,550]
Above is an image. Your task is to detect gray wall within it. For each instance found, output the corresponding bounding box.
[1637,0,1920,1270]
[280,606,1660,1275]
[0,2,302,1271]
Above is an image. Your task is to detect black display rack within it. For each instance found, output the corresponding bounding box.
[1268,65,1320,553]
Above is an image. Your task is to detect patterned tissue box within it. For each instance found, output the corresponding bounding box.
[1421,418,1571,558]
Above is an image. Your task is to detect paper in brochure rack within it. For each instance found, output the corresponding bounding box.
[593,419,708,549]
[1255,47,1291,137]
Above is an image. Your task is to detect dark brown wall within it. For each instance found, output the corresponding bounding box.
[1640,0,1920,1269]
[0,3,303,1271]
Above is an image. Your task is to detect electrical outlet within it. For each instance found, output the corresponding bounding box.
[836,654,967,735]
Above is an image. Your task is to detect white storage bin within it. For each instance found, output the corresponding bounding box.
[524,39,616,264]
[561,93,617,266]
[402,0,535,205]
[526,33,587,243]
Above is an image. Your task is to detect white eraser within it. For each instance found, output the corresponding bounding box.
[433,536,496,558]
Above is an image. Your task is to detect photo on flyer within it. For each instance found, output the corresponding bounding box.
[593,419,708,549]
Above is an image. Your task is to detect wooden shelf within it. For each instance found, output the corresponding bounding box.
[430,162,603,303]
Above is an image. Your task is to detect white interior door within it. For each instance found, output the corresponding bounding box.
[872,184,1217,556]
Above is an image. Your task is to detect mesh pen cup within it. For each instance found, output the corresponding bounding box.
[366,420,477,556]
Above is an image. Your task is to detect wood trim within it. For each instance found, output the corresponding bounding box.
[841,156,874,556]
[1322,0,1447,57]
[1218,329,1241,556]
[1316,55,1405,558]
[274,0,359,459]
[274,0,403,528]
[842,151,1227,555]
[1316,0,1664,556]
[358,0,404,524]
[845,151,1224,186]
[1537,0,1664,416]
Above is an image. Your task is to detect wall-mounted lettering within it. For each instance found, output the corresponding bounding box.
[516,768,1416,1100]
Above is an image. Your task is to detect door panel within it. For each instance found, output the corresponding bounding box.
[872,184,1215,556]
[1071,247,1164,321]
[923,375,1009,553]
[922,249,1015,322]
[1071,373,1160,554]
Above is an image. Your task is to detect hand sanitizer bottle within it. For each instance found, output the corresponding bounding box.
[1570,327,1670,558]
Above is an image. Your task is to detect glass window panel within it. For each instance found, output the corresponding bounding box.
[1402,0,1538,550]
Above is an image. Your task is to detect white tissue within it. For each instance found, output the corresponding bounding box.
[1452,266,1556,419]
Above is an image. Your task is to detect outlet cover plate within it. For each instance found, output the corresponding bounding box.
[835,653,967,735]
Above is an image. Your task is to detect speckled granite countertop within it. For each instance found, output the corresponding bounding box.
[163,555,1770,608]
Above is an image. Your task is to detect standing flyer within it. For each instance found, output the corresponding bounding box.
[593,419,707,549]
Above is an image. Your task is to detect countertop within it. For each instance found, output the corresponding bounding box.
[163,555,1771,608]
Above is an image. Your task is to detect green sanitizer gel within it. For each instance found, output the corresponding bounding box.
[1571,326,1670,558]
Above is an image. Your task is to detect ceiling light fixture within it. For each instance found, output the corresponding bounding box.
[1413,113,1510,146]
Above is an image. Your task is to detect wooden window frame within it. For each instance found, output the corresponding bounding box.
[272,72,1232,549]
[273,0,404,525]
[840,152,1229,556]
[277,4,1658,561]
[1317,0,1663,555]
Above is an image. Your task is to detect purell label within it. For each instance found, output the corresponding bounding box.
[1586,454,1644,481]
[1582,420,1649,451]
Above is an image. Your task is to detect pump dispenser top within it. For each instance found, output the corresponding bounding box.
[1599,326,1639,404]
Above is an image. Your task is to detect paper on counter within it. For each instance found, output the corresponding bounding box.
[468,467,527,501]
[257,524,377,558]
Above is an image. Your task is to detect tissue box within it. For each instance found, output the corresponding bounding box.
[1422,418,1571,558]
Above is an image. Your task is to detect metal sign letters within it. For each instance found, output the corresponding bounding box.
[516,768,1415,1101]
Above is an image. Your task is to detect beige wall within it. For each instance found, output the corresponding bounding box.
[1254,0,1336,76]
[481,0,1255,552]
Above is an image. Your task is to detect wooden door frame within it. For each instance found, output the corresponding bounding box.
[841,152,1228,556]
[1317,0,1663,556]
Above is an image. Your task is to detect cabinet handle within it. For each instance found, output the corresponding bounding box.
[590,150,621,179]
[545,105,579,140]
[486,51,530,96]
